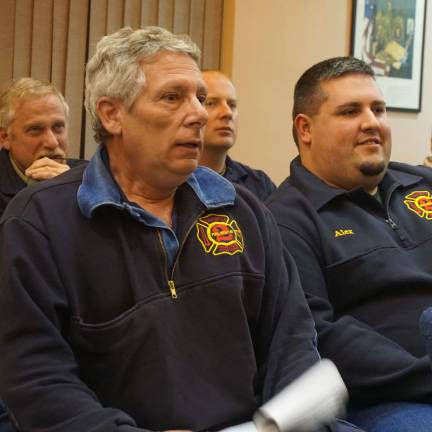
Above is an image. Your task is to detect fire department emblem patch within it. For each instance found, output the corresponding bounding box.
[196,214,244,256]
[403,191,432,219]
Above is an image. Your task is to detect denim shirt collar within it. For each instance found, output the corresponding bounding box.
[77,145,236,222]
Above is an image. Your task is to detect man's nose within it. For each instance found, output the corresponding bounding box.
[186,97,208,128]
[219,101,233,119]
[360,109,380,131]
[42,129,60,148]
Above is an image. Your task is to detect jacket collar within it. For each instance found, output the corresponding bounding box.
[289,156,422,210]
[225,156,248,182]
[78,145,236,219]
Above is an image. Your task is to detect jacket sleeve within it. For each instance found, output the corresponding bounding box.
[255,211,320,401]
[276,222,432,404]
[0,216,147,432]
[255,211,348,432]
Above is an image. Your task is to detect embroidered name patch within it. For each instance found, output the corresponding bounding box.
[196,214,244,256]
[404,191,432,219]
[334,229,354,237]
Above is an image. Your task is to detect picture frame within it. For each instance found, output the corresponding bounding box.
[351,0,427,112]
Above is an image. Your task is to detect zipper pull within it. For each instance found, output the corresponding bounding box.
[168,280,177,299]
[386,217,397,229]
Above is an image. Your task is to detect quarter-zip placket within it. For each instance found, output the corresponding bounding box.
[384,214,408,246]
[157,211,206,299]
[383,184,410,247]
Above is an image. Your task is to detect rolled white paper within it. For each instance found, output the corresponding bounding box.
[218,421,257,432]
[253,359,348,432]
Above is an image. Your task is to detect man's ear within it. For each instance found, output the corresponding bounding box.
[0,128,11,150]
[294,114,313,147]
[96,97,123,136]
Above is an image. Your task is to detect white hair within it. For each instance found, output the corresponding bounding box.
[85,26,201,143]
[0,77,69,130]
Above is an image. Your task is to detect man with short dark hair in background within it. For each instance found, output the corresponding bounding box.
[267,56,432,432]
[0,78,83,217]
[200,70,276,200]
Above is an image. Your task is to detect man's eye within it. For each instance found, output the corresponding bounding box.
[341,109,357,116]
[27,126,42,134]
[229,102,237,110]
[163,93,179,102]
[197,94,207,105]
[53,124,65,132]
[373,106,386,114]
[205,100,215,107]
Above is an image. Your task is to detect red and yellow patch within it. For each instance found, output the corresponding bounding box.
[404,191,432,219]
[196,214,244,256]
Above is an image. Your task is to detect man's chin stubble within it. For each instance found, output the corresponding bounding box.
[359,161,386,176]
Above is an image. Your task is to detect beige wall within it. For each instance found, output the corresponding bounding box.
[228,0,432,186]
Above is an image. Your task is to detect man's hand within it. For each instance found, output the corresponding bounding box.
[25,156,70,181]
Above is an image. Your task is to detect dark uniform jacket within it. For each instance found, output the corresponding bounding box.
[224,156,276,201]
[267,156,432,405]
[0,148,26,216]
[0,147,319,432]
[0,148,85,217]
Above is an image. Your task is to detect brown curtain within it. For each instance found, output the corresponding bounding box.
[0,0,224,159]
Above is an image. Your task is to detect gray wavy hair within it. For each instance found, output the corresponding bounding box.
[0,77,69,131]
[85,26,201,144]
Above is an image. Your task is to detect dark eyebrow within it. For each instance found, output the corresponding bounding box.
[334,102,361,111]
[371,100,386,107]
[335,100,386,111]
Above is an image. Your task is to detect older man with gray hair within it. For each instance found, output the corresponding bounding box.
[0,78,82,216]
[0,26,332,432]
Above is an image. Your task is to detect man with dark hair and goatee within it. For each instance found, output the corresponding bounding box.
[267,56,432,432]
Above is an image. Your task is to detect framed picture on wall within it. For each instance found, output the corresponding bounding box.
[351,0,427,112]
